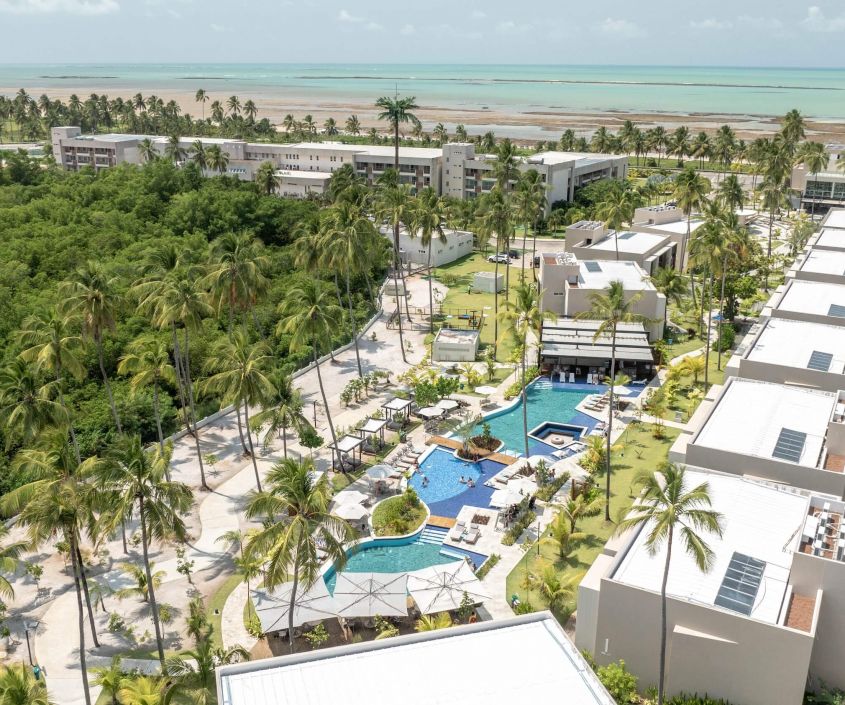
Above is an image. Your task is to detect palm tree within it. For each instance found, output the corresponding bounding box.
[651,267,687,334]
[189,139,207,170]
[411,188,448,333]
[616,463,722,705]
[717,174,744,213]
[115,561,165,603]
[255,161,279,196]
[530,566,581,614]
[492,138,520,192]
[323,117,338,135]
[415,612,452,631]
[250,370,308,458]
[205,144,229,174]
[591,127,613,153]
[226,95,241,117]
[92,656,123,705]
[0,357,65,452]
[58,261,123,432]
[543,511,585,559]
[478,188,515,357]
[98,436,193,665]
[576,281,647,520]
[195,89,208,120]
[498,282,554,457]
[0,663,53,705]
[138,138,157,163]
[283,114,296,133]
[244,457,354,652]
[690,132,710,169]
[796,141,830,216]
[560,491,605,534]
[2,446,105,705]
[277,279,343,469]
[302,114,316,134]
[117,334,176,462]
[0,525,27,601]
[164,637,248,704]
[203,332,274,491]
[345,114,361,135]
[244,99,258,122]
[117,676,165,705]
[672,168,711,282]
[781,109,806,149]
[514,170,547,281]
[596,189,636,260]
[164,135,186,164]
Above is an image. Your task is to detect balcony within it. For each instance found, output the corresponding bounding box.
[800,498,845,561]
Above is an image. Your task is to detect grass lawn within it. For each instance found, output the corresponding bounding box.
[371,493,427,536]
[505,423,681,618]
[654,348,729,422]
[207,572,243,649]
[330,440,399,492]
[433,252,534,361]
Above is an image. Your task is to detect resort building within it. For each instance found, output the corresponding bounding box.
[630,204,709,266]
[809,227,845,253]
[786,248,845,286]
[762,278,845,328]
[821,207,845,230]
[50,128,628,206]
[726,318,845,393]
[792,146,845,210]
[576,469,845,705]
[217,613,615,705]
[379,224,474,268]
[539,319,655,382]
[569,229,678,275]
[537,254,666,341]
[669,377,845,498]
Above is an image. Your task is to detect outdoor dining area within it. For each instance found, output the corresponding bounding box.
[252,561,489,648]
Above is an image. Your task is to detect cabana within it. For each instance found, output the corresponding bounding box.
[382,397,412,427]
[328,435,364,471]
[357,417,388,453]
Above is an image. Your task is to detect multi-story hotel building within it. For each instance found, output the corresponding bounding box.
[792,145,845,210]
[50,127,627,208]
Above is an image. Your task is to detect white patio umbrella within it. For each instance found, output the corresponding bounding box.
[252,579,336,634]
[508,476,538,496]
[612,385,632,396]
[489,488,522,509]
[474,385,497,395]
[366,464,394,480]
[436,398,460,411]
[418,406,445,419]
[331,572,409,618]
[333,503,369,522]
[335,490,369,505]
[407,561,489,615]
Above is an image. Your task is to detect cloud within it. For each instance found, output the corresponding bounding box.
[596,17,644,37]
[209,22,226,32]
[689,18,733,30]
[801,5,845,32]
[336,8,382,31]
[400,23,415,36]
[736,15,783,31]
[495,19,534,34]
[0,0,117,14]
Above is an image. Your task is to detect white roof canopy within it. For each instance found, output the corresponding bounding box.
[357,418,387,433]
[253,580,336,633]
[331,572,409,618]
[329,435,364,453]
[382,397,412,412]
[407,561,490,614]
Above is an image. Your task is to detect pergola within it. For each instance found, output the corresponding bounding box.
[328,434,364,471]
[357,417,388,452]
[381,397,412,425]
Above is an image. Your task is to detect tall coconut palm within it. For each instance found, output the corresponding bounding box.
[164,135,186,164]
[615,463,722,705]
[498,282,554,458]
[576,282,648,520]
[492,138,521,192]
[205,144,229,174]
[138,138,157,163]
[195,89,207,120]
[164,636,248,705]
[2,446,106,705]
[189,139,207,170]
[411,187,448,333]
[0,357,65,453]
[58,261,123,433]
[0,525,27,601]
[244,99,258,122]
[514,170,547,281]
[117,335,176,464]
[716,173,744,213]
[117,676,165,705]
[651,267,687,334]
[796,141,830,216]
[596,188,636,261]
[477,189,514,358]
[244,457,354,651]
[255,161,279,196]
[345,114,361,135]
[250,369,308,458]
[672,168,711,290]
[203,332,274,492]
[277,279,343,469]
[0,663,53,705]
[97,436,192,665]
[781,109,806,149]
[226,95,241,117]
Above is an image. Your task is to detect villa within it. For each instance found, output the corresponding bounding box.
[537,254,666,340]
[570,230,678,275]
[762,278,845,328]
[786,248,845,285]
[379,224,474,268]
[669,378,845,498]
[217,612,615,705]
[792,148,845,210]
[726,318,845,392]
[576,469,845,705]
[50,127,627,206]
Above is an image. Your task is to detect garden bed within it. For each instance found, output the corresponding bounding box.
[371,490,428,537]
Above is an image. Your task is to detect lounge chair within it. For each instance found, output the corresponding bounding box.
[464,526,481,545]
[450,521,466,541]
[631,378,649,385]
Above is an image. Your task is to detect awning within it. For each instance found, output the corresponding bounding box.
[329,435,365,453]
[418,406,445,419]
[358,418,388,434]
[436,399,460,411]
[382,397,413,412]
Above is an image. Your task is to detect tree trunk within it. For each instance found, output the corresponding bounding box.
[521,333,529,459]
[658,525,673,705]
[235,405,249,455]
[56,367,81,465]
[427,242,435,334]
[183,327,208,490]
[97,334,122,433]
[717,255,728,371]
[704,271,714,386]
[171,325,192,433]
[75,542,100,647]
[314,348,341,469]
[531,227,539,283]
[282,421,288,459]
[605,326,617,523]
[287,552,302,653]
[345,270,364,378]
[139,495,165,666]
[493,257,500,359]
[243,404,262,492]
[521,223,528,283]
[69,533,92,705]
[152,380,168,480]
[392,232,407,364]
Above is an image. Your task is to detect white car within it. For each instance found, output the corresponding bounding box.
[487,253,510,264]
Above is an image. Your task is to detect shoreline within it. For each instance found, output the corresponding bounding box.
[5,85,845,143]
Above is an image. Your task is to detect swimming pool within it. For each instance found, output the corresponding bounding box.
[475,379,595,452]
[409,447,484,505]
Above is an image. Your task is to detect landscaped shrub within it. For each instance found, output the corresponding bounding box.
[666,695,735,705]
[372,489,426,536]
[596,659,639,705]
[504,365,540,400]
[535,471,571,502]
[475,553,501,579]
[502,509,537,545]
[711,322,735,352]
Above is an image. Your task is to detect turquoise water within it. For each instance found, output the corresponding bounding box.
[475,380,593,452]
[2,64,844,118]
[409,448,483,504]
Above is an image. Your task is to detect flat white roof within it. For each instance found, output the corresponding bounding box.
[777,279,845,318]
[694,378,834,468]
[638,219,705,235]
[613,470,808,625]
[815,228,845,250]
[217,614,614,705]
[746,318,845,374]
[530,150,619,166]
[578,260,655,290]
[291,141,442,159]
[588,231,668,255]
[798,249,845,278]
[275,170,333,181]
[822,209,845,230]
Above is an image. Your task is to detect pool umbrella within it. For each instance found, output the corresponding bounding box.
[252,579,336,634]
[612,385,632,396]
[418,406,445,419]
[436,399,460,411]
[331,572,409,618]
[366,464,394,480]
[407,561,489,615]
[507,476,537,496]
[333,503,369,523]
[335,490,369,505]
[489,488,522,509]
[474,385,497,395]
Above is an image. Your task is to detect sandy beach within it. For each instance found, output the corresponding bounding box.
[6,84,845,144]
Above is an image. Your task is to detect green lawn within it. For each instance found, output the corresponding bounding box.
[207,572,243,649]
[505,423,681,617]
[655,349,729,422]
[433,252,534,360]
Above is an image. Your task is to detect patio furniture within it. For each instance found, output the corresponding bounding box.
[407,561,489,615]
[463,527,480,545]
[449,521,466,541]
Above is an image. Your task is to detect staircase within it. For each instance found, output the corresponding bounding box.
[418,525,449,545]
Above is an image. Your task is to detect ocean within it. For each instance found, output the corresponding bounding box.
[1,63,844,119]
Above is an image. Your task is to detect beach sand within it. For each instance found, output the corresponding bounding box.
[7,85,845,144]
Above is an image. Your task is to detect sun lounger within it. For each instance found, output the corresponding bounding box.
[450,521,466,541]
[632,378,648,385]
[464,526,480,545]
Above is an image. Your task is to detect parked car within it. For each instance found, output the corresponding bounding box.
[487,253,510,264]
[508,249,519,258]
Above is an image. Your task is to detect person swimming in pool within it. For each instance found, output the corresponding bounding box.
[459,475,467,484]
[422,476,429,487]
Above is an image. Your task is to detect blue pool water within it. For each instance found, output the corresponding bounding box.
[476,379,595,452]
[409,448,484,504]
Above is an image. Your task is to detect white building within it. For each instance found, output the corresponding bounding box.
[380,225,474,268]
[787,248,845,286]
[763,278,845,328]
[669,377,845,498]
[570,230,678,275]
[217,613,614,705]
[792,146,845,210]
[577,469,845,705]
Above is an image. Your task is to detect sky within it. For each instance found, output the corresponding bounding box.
[0,0,844,66]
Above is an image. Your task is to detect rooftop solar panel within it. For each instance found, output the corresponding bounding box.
[807,350,834,372]
[772,428,807,463]
[829,304,845,318]
[584,262,602,273]
[714,552,766,616]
